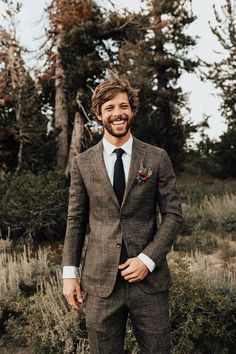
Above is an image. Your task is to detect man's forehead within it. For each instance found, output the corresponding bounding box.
[102,92,129,107]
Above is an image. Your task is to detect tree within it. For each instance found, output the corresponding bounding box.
[206,0,236,177]
[0,1,56,176]
[108,0,198,169]
[44,0,109,171]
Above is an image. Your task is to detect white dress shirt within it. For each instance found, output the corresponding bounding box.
[63,135,155,278]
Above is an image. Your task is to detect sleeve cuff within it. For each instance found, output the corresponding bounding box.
[138,253,156,272]
[63,266,77,278]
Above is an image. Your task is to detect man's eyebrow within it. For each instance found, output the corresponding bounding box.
[104,104,114,108]
[104,102,129,108]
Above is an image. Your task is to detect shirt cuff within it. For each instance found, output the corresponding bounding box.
[63,266,77,278]
[138,253,156,272]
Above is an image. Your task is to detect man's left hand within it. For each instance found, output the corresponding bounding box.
[118,257,149,283]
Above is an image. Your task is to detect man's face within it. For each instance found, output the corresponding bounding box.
[97,92,133,139]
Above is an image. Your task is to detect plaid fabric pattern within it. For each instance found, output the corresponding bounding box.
[63,137,183,297]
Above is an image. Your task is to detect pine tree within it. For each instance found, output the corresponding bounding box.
[207,0,236,177]
[42,0,111,171]
[109,0,198,169]
[0,2,55,176]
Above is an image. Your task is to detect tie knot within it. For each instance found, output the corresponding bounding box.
[114,148,125,158]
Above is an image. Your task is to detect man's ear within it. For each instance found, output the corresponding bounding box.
[96,114,102,123]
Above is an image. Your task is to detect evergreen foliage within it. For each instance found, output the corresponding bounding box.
[206,0,236,177]
[109,0,198,169]
[0,171,68,241]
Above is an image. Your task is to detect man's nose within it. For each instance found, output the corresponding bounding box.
[112,107,122,117]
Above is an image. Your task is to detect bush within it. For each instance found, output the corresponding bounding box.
[0,171,68,241]
[170,255,236,354]
[175,231,218,254]
[187,251,236,295]
[5,253,236,354]
[199,193,236,234]
[7,272,89,354]
[0,246,52,320]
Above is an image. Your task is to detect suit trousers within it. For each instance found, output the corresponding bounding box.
[85,273,171,354]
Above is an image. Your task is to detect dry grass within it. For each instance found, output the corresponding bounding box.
[200,193,236,225]
[0,245,50,316]
[186,250,236,294]
[39,272,89,353]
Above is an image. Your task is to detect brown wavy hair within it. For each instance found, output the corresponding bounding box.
[91,79,139,123]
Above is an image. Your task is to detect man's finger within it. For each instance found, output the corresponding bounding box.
[118,258,131,269]
[128,278,140,283]
[124,272,139,280]
[75,285,83,303]
[67,296,80,310]
[118,263,129,270]
[121,266,134,277]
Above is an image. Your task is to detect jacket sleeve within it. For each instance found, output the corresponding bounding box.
[142,149,183,267]
[62,156,89,267]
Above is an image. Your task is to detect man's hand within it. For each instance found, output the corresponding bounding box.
[63,278,83,311]
[118,257,149,283]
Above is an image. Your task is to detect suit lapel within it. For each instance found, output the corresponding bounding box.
[121,137,146,208]
[89,140,120,208]
[89,137,147,209]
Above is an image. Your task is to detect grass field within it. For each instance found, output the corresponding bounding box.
[1,174,236,353]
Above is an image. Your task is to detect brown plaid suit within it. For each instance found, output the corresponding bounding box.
[63,136,182,353]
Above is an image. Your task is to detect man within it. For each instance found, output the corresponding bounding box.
[63,79,182,354]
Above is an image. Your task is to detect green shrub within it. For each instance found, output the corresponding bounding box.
[180,202,200,235]
[0,246,52,320]
[199,193,236,234]
[178,175,236,205]
[175,231,218,254]
[5,254,236,354]
[0,171,68,241]
[170,256,236,354]
[7,272,89,354]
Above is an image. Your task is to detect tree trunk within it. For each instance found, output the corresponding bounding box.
[55,24,69,170]
[65,111,84,176]
[8,43,23,172]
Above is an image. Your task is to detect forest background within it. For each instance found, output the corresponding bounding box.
[0,0,236,353]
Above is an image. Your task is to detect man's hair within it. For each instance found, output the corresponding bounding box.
[91,79,139,121]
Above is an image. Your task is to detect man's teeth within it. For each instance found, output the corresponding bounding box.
[112,120,125,125]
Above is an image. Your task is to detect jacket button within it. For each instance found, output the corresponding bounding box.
[116,242,121,248]
[121,216,125,222]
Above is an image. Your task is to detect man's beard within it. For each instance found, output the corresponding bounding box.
[103,114,132,138]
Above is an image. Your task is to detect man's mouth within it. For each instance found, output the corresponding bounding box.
[111,119,126,126]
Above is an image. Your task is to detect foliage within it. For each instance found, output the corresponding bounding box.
[200,193,236,234]
[0,171,68,241]
[204,0,236,177]
[170,255,236,354]
[3,251,236,354]
[0,245,52,332]
[110,0,198,170]
[178,174,236,205]
[7,272,89,354]
[0,4,57,175]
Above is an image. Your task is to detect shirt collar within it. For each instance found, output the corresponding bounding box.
[103,135,133,157]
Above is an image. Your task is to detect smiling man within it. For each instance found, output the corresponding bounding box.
[62,79,183,354]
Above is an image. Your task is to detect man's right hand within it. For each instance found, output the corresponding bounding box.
[63,278,83,311]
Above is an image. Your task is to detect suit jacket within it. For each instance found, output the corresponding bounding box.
[63,136,183,297]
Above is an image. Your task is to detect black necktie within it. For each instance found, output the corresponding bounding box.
[113,148,125,205]
[113,148,128,263]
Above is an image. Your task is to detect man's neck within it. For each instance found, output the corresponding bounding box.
[103,131,131,147]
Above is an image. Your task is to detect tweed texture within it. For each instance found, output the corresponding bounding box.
[62,137,183,297]
[85,276,170,354]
